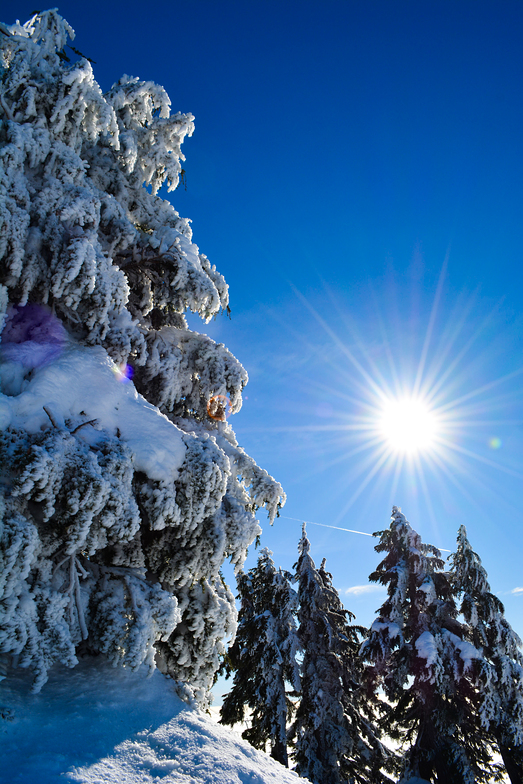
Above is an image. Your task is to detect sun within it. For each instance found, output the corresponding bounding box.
[274,273,520,530]
[379,396,438,454]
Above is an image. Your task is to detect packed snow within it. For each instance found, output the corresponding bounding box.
[0,657,304,784]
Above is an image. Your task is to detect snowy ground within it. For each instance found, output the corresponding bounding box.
[0,658,303,784]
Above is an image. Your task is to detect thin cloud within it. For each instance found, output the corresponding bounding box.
[510,587,523,595]
[345,584,386,596]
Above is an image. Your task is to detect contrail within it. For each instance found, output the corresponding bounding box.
[280,515,451,552]
[280,516,374,537]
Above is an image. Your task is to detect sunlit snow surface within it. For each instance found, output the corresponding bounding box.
[0,341,186,483]
[0,658,303,783]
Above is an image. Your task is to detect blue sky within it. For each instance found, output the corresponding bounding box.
[4,1,523,641]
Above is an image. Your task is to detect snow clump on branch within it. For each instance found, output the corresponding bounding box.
[0,10,284,702]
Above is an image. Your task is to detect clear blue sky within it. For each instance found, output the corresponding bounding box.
[4,1,523,642]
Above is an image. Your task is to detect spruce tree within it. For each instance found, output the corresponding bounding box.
[292,526,392,784]
[449,525,523,784]
[219,548,299,766]
[361,507,494,784]
[0,11,284,700]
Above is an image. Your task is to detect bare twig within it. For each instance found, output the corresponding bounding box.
[67,554,88,640]
[71,419,98,435]
[43,405,59,428]
[123,574,139,613]
[75,556,88,580]
[53,554,70,573]
[75,570,88,640]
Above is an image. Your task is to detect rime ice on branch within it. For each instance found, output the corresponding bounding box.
[0,10,284,700]
[361,507,496,784]
[449,526,523,784]
[292,526,392,784]
[220,548,300,768]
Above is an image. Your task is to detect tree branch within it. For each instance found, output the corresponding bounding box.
[71,419,98,435]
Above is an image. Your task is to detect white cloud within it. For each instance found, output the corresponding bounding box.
[510,587,523,595]
[345,584,386,596]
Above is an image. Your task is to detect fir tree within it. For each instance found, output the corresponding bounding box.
[449,525,523,784]
[219,548,299,767]
[361,507,494,784]
[292,525,392,784]
[0,11,284,701]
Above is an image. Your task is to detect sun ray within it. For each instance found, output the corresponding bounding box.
[290,283,389,402]
[323,280,393,394]
[237,423,376,433]
[425,300,508,405]
[333,445,394,524]
[412,452,439,533]
[300,373,381,411]
[309,435,386,471]
[388,449,405,505]
[367,282,404,396]
[435,436,523,479]
[413,252,448,398]
[284,435,388,488]
[435,366,523,415]
[428,448,491,518]
[418,291,480,400]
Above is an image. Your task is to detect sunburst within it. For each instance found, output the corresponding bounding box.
[379,396,438,454]
[246,264,523,536]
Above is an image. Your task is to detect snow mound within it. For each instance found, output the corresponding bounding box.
[0,658,304,784]
[1,341,186,483]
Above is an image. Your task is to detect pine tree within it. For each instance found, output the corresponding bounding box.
[219,548,300,766]
[292,526,392,784]
[449,525,523,784]
[361,507,494,784]
[0,11,284,700]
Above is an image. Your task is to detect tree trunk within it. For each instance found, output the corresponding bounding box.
[411,720,469,784]
[270,738,288,767]
[497,739,523,784]
[434,743,470,784]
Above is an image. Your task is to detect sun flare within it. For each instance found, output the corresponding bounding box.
[274,278,519,529]
[380,397,438,454]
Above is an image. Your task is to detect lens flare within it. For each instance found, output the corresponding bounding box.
[0,304,67,369]
[112,363,134,383]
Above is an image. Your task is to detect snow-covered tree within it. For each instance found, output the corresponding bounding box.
[0,10,284,701]
[292,526,392,784]
[361,507,494,784]
[449,525,523,784]
[219,548,300,766]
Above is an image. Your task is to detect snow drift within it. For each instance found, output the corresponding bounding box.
[0,657,304,784]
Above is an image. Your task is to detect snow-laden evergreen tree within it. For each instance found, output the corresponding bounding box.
[0,10,284,701]
[449,525,523,784]
[361,507,495,784]
[291,526,392,784]
[219,548,300,766]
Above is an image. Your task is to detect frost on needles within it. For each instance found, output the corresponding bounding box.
[361,507,523,784]
[0,10,284,701]
[220,547,300,768]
